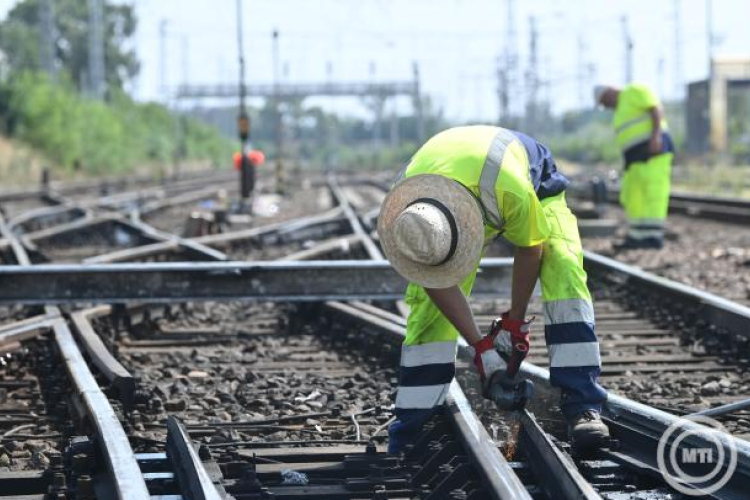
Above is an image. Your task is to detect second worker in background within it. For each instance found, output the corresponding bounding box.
[595,83,675,249]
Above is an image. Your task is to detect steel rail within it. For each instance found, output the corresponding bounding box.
[8,204,89,233]
[70,307,136,410]
[86,207,346,263]
[338,298,750,500]
[0,168,235,203]
[86,174,237,213]
[690,398,750,419]
[577,184,750,224]
[21,214,137,244]
[1,208,150,499]
[521,362,750,500]
[83,238,183,264]
[138,186,224,218]
[53,318,150,499]
[576,249,750,497]
[193,206,345,246]
[0,213,31,265]
[325,177,419,321]
[668,199,750,224]
[0,314,59,351]
[127,217,228,261]
[166,416,225,500]
[667,191,750,210]
[583,250,750,339]
[281,234,363,260]
[0,188,49,203]
[518,410,603,500]
[0,259,514,304]
[324,300,532,500]
[327,175,383,259]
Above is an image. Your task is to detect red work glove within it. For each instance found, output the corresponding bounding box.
[468,335,506,388]
[488,312,532,377]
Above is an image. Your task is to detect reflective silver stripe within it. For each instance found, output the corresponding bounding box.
[479,129,516,230]
[615,114,650,134]
[395,383,451,409]
[619,131,653,152]
[628,228,664,240]
[401,341,457,367]
[548,342,601,368]
[628,217,665,227]
[543,298,595,325]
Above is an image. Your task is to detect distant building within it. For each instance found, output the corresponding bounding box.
[686,58,750,157]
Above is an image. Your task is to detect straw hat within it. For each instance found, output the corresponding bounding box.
[378,174,485,289]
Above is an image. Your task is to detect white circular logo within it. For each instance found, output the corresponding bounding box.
[656,414,737,496]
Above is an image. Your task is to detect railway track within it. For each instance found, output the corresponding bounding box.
[0,172,748,498]
[570,180,750,225]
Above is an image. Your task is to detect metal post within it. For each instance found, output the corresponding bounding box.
[621,15,633,84]
[236,0,252,207]
[576,32,586,109]
[497,58,508,125]
[39,0,56,79]
[370,61,381,151]
[673,0,683,98]
[273,29,284,195]
[505,0,517,118]
[526,16,538,131]
[389,108,399,148]
[412,62,425,143]
[41,168,50,192]
[173,36,190,181]
[159,19,168,100]
[87,0,105,99]
[689,397,750,419]
[706,0,714,78]
[181,36,189,88]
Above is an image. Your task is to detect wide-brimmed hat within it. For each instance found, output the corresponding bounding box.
[378,174,485,289]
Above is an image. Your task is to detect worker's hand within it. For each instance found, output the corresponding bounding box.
[468,335,507,389]
[488,312,531,377]
[648,134,663,155]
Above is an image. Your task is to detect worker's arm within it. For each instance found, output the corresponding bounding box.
[508,244,543,320]
[425,286,482,345]
[424,243,543,345]
[648,105,664,155]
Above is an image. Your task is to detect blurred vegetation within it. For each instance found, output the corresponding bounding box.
[0,0,233,178]
[0,0,138,93]
[673,164,750,197]
[0,72,232,175]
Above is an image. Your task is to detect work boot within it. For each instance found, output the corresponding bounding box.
[641,236,664,249]
[614,236,664,251]
[613,237,644,250]
[567,410,610,449]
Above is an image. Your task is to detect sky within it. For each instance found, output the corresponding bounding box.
[1,0,748,122]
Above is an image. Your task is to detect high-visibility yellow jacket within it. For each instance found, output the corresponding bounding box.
[613,84,674,166]
[402,126,568,248]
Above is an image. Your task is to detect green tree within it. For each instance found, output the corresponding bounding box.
[0,0,139,92]
[2,72,232,174]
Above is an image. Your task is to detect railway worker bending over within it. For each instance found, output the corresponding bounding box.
[378,126,610,454]
[595,84,674,249]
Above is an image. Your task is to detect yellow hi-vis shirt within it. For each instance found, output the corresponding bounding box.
[613,83,669,153]
[403,126,549,247]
